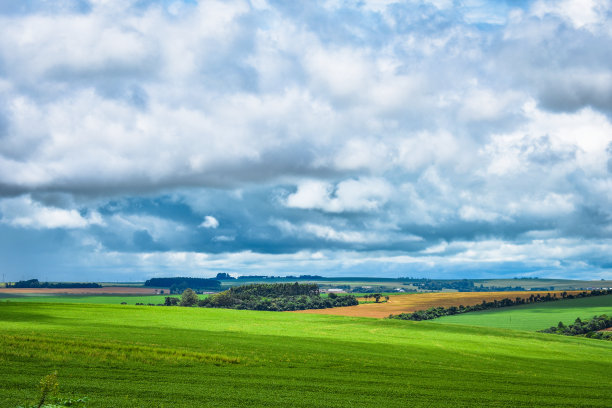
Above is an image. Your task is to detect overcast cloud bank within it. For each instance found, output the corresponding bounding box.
[1,0,612,281]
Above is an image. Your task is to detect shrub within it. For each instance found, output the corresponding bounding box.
[14,372,88,408]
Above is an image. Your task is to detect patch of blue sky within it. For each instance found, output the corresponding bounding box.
[0,0,92,15]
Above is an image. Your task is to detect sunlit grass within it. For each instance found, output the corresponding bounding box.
[434,295,612,331]
[1,302,611,407]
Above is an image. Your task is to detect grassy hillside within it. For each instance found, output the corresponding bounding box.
[434,295,612,331]
[1,302,611,407]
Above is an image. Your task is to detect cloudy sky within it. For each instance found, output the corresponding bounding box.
[1,0,612,281]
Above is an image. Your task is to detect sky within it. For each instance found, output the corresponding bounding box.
[1,0,612,282]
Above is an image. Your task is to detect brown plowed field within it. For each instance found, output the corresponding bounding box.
[0,287,167,295]
[295,291,587,318]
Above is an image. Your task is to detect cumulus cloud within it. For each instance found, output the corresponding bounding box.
[285,178,393,213]
[0,195,103,229]
[531,0,611,30]
[200,216,219,229]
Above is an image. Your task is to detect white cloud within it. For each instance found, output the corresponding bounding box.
[200,216,219,229]
[531,0,611,30]
[272,219,421,244]
[458,205,503,222]
[0,195,103,229]
[305,47,372,101]
[302,223,371,243]
[285,178,393,213]
[507,193,576,217]
[458,87,522,122]
[212,235,235,242]
[482,103,612,177]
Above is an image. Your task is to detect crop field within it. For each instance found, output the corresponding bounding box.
[0,294,184,305]
[433,294,612,331]
[0,287,167,295]
[1,301,612,407]
[295,291,585,318]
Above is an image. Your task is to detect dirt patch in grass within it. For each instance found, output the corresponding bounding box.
[294,291,587,318]
[0,287,167,295]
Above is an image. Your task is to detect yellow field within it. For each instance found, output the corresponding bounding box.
[295,291,586,318]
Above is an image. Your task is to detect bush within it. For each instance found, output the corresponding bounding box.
[164,297,179,306]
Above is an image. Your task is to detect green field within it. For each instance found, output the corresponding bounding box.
[0,292,349,304]
[1,301,611,407]
[0,294,189,305]
[478,279,612,291]
[434,295,612,331]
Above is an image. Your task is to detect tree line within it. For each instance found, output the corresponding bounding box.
[388,289,612,321]
[540,315,612,341]
[410,279,525,292]
[362,293,389,303]
[6,279,101,289]
[225,282,320,297]
[144,277,221,293]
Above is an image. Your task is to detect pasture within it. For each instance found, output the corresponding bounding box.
[1,301,611,407]
[433,294,612,331]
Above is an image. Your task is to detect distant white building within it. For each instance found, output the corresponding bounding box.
[325,288,345,293]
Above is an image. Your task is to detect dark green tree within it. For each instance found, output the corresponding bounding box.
[180,288,199,307]
[164,297,179,306]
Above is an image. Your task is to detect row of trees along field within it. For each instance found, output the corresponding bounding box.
[160,283,359,311]
[363,293,390,302]
[143,277,221,293]
[6,279,101,289]
[410,279,525,292]
[388,289,612,321]
[540,315,612,340]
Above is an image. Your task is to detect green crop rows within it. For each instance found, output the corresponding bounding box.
[1,301,611,407]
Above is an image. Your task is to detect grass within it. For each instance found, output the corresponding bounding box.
[434,295,612,331]
[1,302,611,407]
